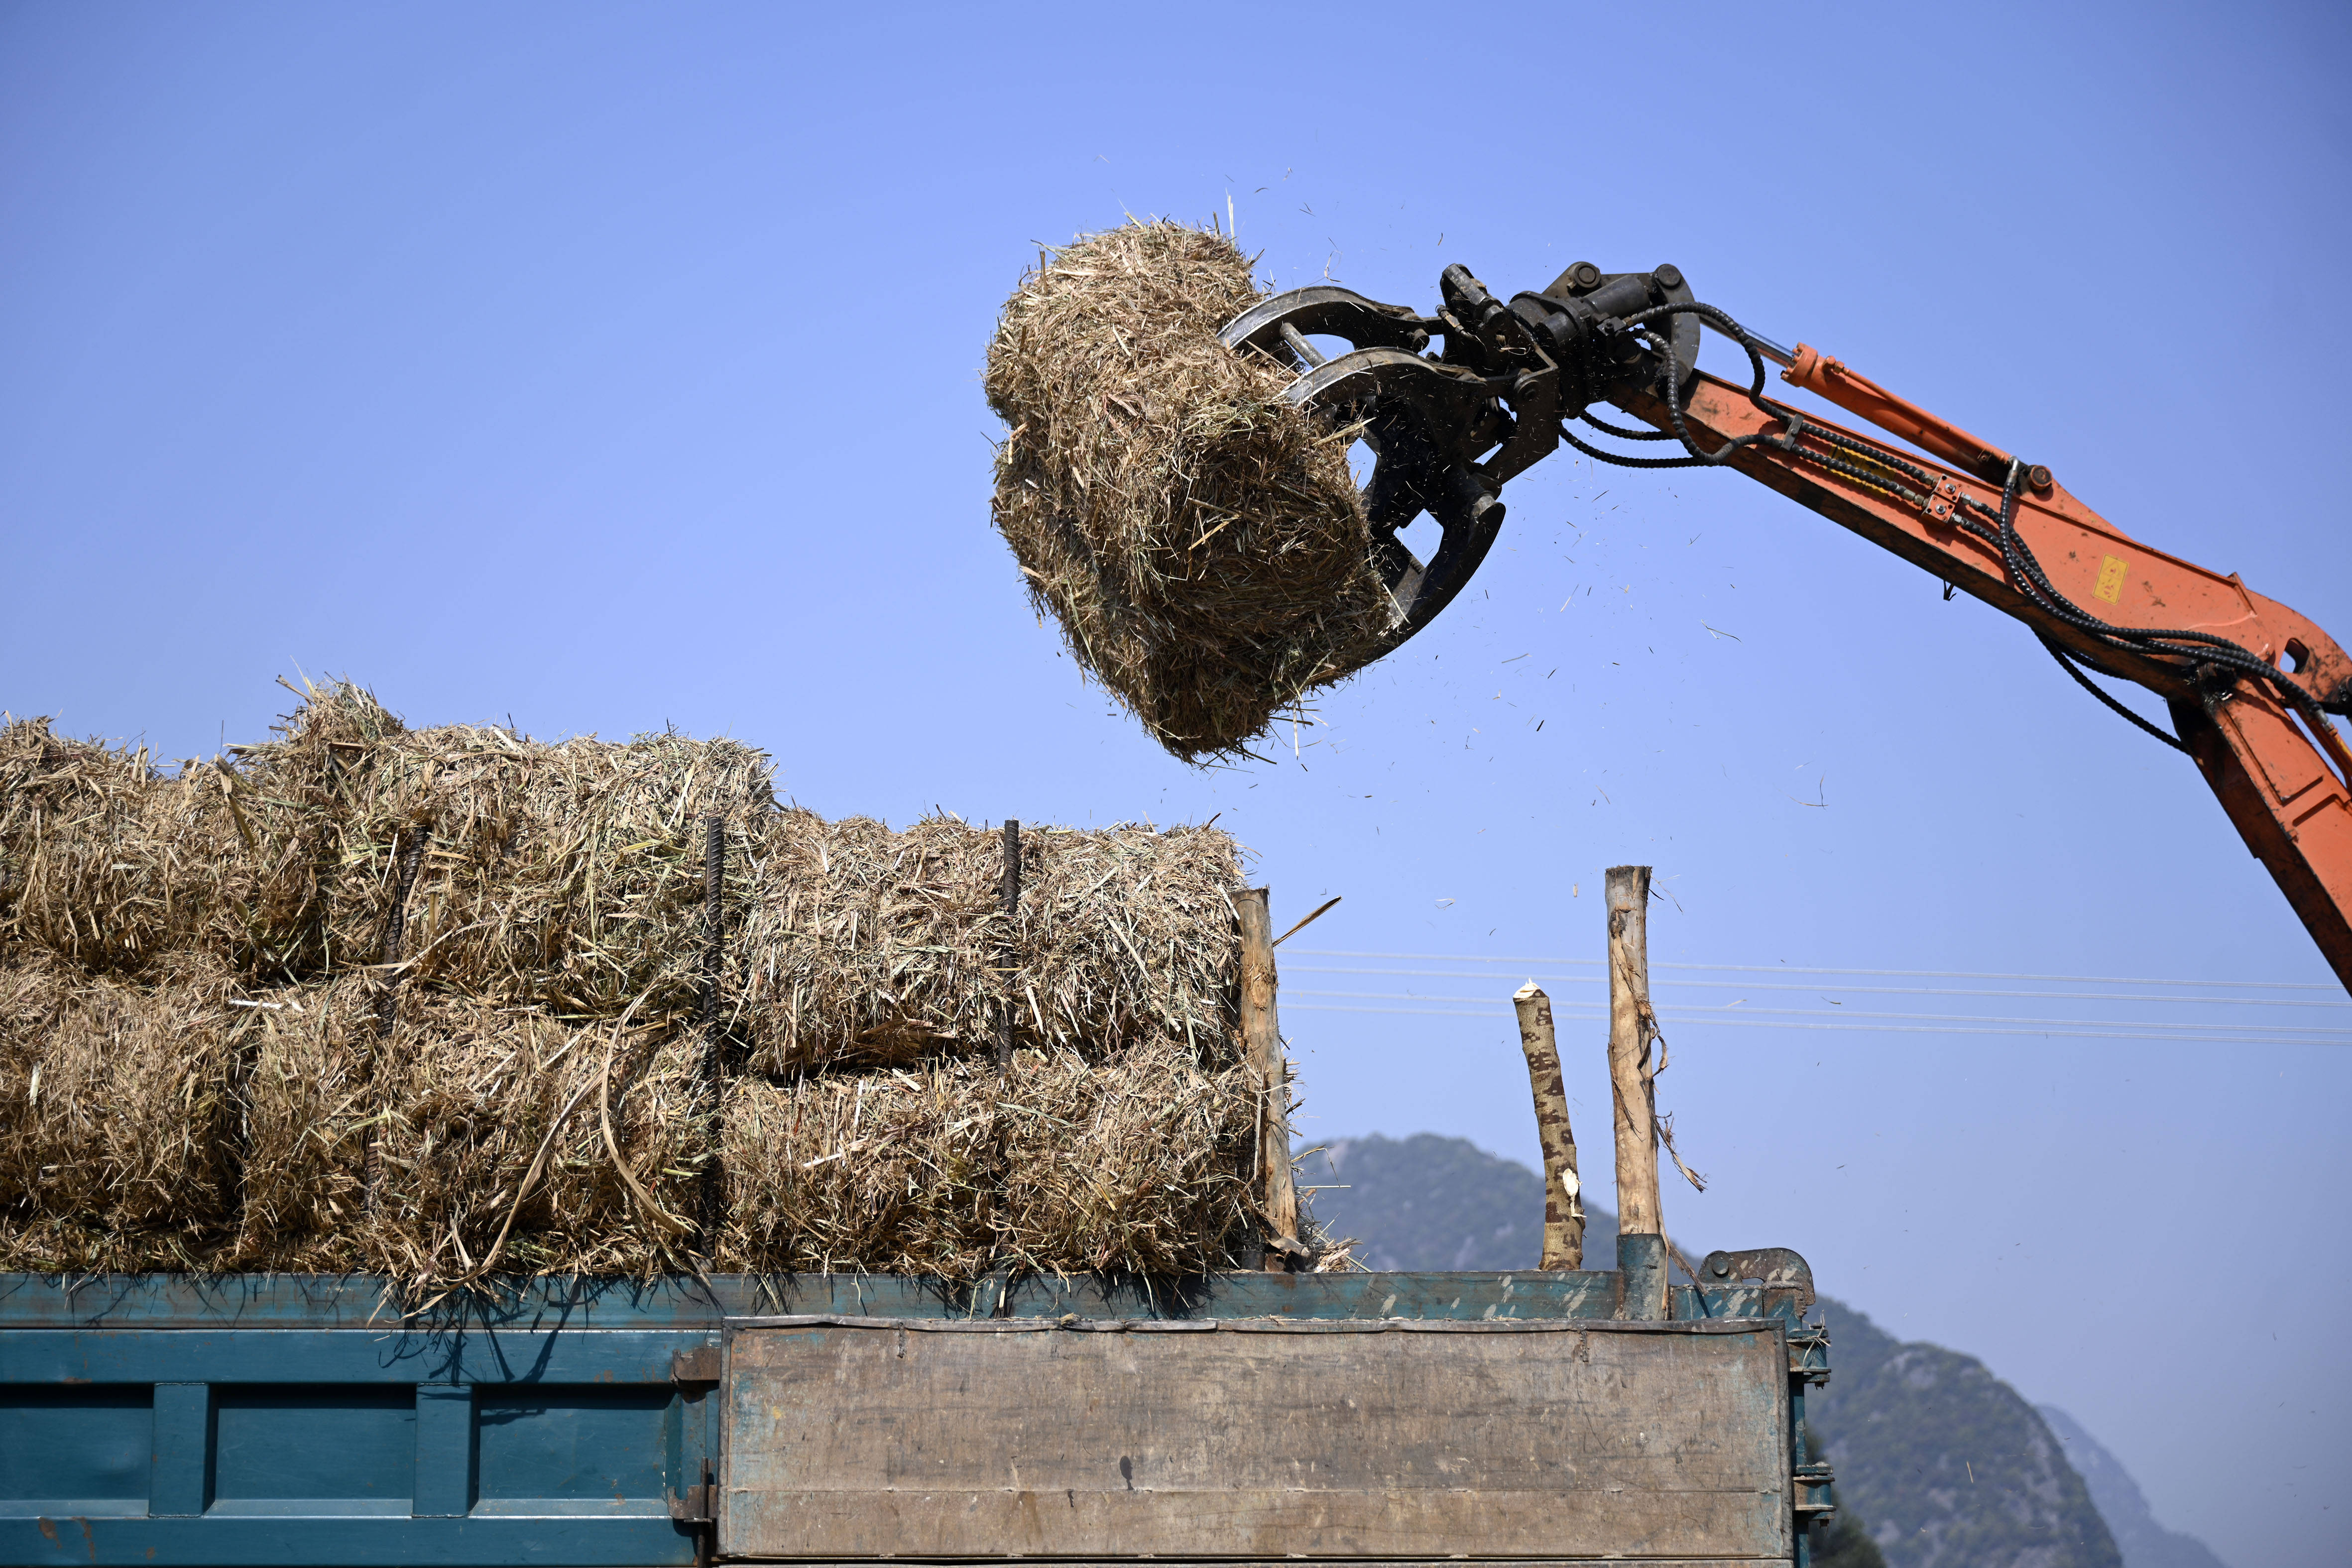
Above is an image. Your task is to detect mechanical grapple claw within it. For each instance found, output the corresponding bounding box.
[1219,261,1701,649]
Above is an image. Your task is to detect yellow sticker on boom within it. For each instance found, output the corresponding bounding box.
[2095,554,2128,604]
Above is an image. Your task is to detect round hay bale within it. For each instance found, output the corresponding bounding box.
[985,221,1395,762]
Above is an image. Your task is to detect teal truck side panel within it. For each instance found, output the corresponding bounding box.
[0,1271,1815,1567]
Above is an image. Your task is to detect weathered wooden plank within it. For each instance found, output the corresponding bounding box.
[721,1318,1790,1560]
[726,1314,1770,1336]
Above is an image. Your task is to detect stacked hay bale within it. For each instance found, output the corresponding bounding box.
[0,714,332,978]
[0,708,342,1272]
[1,683,1266,1292]
[0,952,255,1272]
[722,814,1257,1278]
[985,221,1398,762]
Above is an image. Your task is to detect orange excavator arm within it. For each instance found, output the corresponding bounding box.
[1613,352,2352,986]
[1229,263,2352,988]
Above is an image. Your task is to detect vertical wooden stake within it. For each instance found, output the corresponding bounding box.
[1238,888,1299,1267]
[1607,864,1667,1319]
[1512,983,1583,1269]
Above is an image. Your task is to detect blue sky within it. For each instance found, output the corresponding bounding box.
[5,2,2347,1560]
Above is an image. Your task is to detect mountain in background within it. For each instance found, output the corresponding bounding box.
[2036,1407,2228,1568]
[1811,1285,2118,1568]
[1303,1134,2217,1568]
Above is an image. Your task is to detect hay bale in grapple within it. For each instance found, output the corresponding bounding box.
[739,812,1243,1071]
[985,221,1395,762]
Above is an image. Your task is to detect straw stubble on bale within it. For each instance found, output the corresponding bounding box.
[1,718,326,978]
[0,677,1286,1292]
[236,981,709,1291]
[0,953,252,1272]
[718,1041,1259,1280]
[740,812,1244,1070]
[985,221,1396,761]
[318,722,773,1028]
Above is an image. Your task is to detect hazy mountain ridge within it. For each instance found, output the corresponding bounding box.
[2036,1407,2227,1568]
[1810,1300,2117,1568]
[1303,1134,2216,1568]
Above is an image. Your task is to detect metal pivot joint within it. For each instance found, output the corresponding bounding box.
[1700,1247,1817,1317]
[1221,262,1698,654]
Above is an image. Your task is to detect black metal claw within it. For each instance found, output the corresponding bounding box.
[1224,284,1533,650]
[1223,264,1695,653]
[1275,347,1507,645]
[1218,286,1435,366]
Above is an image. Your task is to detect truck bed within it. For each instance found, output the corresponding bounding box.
[0,1270,1830,1567]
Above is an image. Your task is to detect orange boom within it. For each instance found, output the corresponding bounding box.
[1226,263,2352,986]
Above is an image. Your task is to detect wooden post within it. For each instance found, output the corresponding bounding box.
[1238,888,1300,1268]
[1607,864,1667,1319]
[1512,983,1583,1269]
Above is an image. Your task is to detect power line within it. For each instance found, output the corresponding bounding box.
[1284,949,2342,992]
[1284,1001,2351,1046]
[1283,966,2350,1009]
[1286,989,2352,1037]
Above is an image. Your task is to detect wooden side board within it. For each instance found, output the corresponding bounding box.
[720,1317,1792,1562]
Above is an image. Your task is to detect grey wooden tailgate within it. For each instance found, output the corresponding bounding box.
[719,1316,1792,1562]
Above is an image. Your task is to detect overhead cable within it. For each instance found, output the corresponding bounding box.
[1282,967,2349,1009]
[1284,1002,2350,1046]
[1284,949,2340,992]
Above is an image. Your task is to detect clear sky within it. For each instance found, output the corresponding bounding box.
[5,2,2347,1561]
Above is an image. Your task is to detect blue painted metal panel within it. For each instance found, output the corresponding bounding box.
[212,1384,415,1508]
[0,1328,707,1384]
[414,1385,475,1518]
[0,1270,1780,1329]
[476,1386,674,1505]
[0,1386,150,1517]
[4,1514,700,1566]
[148,1383,209,1517]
